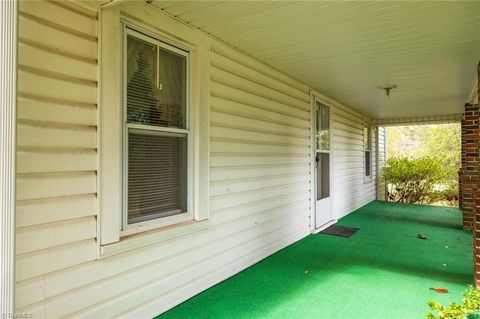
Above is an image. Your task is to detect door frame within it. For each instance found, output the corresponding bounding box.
[309,94,335,231]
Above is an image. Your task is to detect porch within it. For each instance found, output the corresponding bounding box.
[159,201,472,319]
[0,0,479,317]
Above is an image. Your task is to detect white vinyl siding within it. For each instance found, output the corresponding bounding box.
[15,2,376,318]
[15,0,98,286]
[331,106,377,219]
[377,126,387,200]
[209,39,312,230]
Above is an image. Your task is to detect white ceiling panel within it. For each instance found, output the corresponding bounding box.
[154,0,480,119]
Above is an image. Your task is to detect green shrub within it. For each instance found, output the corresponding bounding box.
[381,157,444,204]
[426,286,480,319]
[432,185,459,206]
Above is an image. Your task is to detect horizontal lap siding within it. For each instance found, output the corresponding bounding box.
[332,105,376,218]
[18,215,307,318]
[15,0,99,313]
[15,10,311,316]
[15,3,374,317]
[209,41,312,235]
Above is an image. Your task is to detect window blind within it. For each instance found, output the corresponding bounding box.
[127,131,187,224]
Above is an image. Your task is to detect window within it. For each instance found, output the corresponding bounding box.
[364,125,372,177]
[100,7,209,251]
[123,27,191,229]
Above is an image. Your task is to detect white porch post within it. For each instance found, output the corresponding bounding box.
[0,0,17,316]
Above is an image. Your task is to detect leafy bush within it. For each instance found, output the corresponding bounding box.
[426,286,480,319]
[386,124,460,207]
[432,186,459,206]
[381,157,444,204]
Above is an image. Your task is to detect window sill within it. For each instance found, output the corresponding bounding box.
[121,212,192,237]
[100,219,209,258]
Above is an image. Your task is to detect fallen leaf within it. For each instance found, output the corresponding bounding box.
[430,288,449,293]
[304,269,309,274]
[444,245,448,249]
[417,234,428,240]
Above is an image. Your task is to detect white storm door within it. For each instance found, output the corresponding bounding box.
[315,101,333,228]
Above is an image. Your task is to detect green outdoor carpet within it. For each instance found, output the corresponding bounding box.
[157,201,473,319]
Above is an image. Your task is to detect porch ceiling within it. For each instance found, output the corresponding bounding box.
[152,1,480,119]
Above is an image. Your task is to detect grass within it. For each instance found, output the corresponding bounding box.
[156,201,472,319]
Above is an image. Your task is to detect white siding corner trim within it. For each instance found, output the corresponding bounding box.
[1,0,17,315]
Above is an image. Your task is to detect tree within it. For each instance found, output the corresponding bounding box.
[412,124,461,191]
[386,124,461,205]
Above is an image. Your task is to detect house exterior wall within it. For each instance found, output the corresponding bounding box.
[331,109,377,219]
[376,127,387,200]
[14,1,376,317]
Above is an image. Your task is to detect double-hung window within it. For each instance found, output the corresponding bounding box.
[100,8,209,252]
[123,27,191,230]
[364,125,372,178]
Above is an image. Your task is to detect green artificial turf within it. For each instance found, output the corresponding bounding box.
[157,201,473,319]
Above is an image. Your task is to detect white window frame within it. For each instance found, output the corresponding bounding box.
[99,4,210,257]
[364,123,373,180]
[122,26,193,234]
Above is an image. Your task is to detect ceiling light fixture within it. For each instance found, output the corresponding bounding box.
[379,84,398,99]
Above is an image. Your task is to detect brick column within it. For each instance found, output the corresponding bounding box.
[468,102,480,286]
[459,118,466,211]
[461,105,478,230]
[473,62,480,287]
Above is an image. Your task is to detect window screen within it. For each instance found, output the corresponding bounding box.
[125,28,189,226]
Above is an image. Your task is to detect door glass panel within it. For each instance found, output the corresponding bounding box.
[316,102,330,151]
[316,152,330,200]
